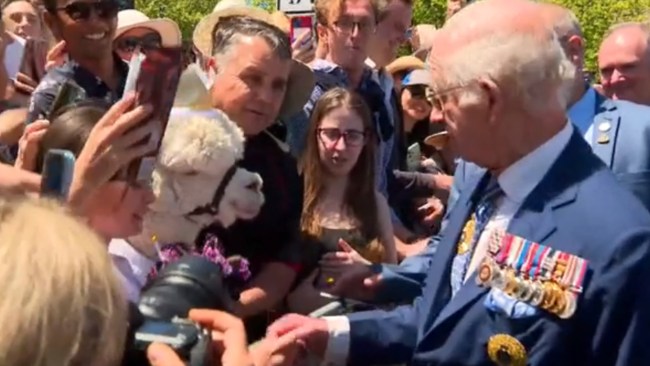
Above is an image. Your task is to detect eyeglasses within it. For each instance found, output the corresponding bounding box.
[427,83,475,110]
[55,1,118,22]
[317,128,367,148]
[332,18,376,35]
[406,85,430,101]
[115,33,162,53]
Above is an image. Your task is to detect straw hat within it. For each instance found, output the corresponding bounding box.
[192,0,314,119]
[115,10,181,47]
[423,131,449,150]
[386,56,425,75]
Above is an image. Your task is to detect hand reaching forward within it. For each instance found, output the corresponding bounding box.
[147,309,301,366]
[67,93,155,212]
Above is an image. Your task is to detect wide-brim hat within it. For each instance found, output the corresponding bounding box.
[115,10,181,47]
[386,56,425,76]
[192,0,314,119]
[423,131,449,150]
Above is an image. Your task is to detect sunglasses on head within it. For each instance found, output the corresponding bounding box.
[115,33,162,53]
[55,0,118,21]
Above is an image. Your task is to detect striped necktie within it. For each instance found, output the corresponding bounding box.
[450,177,503,297]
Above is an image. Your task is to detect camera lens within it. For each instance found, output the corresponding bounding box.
[138,256,234,320]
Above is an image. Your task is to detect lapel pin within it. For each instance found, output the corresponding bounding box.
[598,121,611,133]
[597,133,610,144]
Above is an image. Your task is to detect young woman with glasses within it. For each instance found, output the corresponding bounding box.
[287,87,397,314]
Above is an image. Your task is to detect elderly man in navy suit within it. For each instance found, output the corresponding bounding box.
[327,2,650,306]
[268,0,650,365]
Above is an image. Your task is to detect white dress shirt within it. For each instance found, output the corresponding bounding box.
[110,238,156,303]
[320,122,575,365]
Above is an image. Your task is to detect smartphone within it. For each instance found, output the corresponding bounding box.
[4,34,25,81]
[290,15,313,44]
[48,80,86,120]
[406,142,422,171]
[18,38,47,88]
[123,46,183,183]
[40,149,76,199]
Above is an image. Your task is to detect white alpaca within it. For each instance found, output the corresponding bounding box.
[129,67,264,258]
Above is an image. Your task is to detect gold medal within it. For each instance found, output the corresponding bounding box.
[517,279,533,302]
[477,258,495,286]
[559,291,577,319]
[503,270,518,296]
[511,277,526,299]
[530,281,545,306]
[487,334,527,366]
[492,267,508,290]
[457,215,476,254]
[541,282,560,311]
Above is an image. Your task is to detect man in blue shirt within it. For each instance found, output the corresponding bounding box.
[27,0,127,123]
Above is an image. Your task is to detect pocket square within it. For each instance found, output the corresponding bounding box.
[484,288,539,318]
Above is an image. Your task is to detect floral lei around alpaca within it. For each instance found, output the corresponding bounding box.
[147,233,252,292]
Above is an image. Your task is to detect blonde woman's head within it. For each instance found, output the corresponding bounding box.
[0,195,127,366]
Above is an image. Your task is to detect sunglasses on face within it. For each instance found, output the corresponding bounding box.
[115,33,162,53]
[318,128,367,148]
[55,0,118,22]
[406,85,430,100]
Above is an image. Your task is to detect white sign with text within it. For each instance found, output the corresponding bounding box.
[277,0,314,14]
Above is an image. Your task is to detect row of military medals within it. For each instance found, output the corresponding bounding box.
[475,230,588,319]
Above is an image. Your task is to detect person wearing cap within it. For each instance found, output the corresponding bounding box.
[386,55,424,92]
[113,9,181,62]
[191,3,315,340]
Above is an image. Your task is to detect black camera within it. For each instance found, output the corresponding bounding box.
[122,256,236,366]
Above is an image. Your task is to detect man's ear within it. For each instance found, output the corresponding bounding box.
[565,35,584,66]
[316,23,328,44]
[43,12,61,40]
[477,76,502,124]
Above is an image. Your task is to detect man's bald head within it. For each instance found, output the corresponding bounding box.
[427,0,574,111]
[598,22,650,105]
[424,0,575,171]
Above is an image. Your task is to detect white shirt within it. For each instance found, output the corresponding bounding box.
[320,122,575,365]
[109,238,156,303]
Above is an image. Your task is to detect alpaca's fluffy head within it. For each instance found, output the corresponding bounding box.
[149,108,264,229]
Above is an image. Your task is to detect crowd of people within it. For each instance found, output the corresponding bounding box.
[1,0,650,364]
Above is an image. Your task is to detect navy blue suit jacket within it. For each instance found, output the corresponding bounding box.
[347,131,650,365]
[373,94,650,304]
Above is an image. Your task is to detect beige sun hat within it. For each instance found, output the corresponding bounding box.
[115,10,181,47]
[386,56,425,76]
[192,0,314,119]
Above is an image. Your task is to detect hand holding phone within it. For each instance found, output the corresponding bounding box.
[290,15,313,44]
[122,46,183,183]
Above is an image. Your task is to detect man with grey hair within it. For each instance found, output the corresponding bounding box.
[540,4,650,210]
[267,0,650,364]
[598,22,650,105]
[191,13,315,339]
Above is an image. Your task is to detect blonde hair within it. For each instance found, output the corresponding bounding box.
[270,11,290,34]
[0,195,127,366]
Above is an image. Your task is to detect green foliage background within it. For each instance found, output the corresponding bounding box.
[135,0,650,71]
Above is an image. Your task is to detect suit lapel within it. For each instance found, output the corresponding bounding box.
[423,132,587,336]
[419,169,489,332]
[590,96,621,169]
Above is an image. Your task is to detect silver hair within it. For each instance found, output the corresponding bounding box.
[211,16,292,64]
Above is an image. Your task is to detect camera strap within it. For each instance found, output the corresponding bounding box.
[186,164,238,217]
